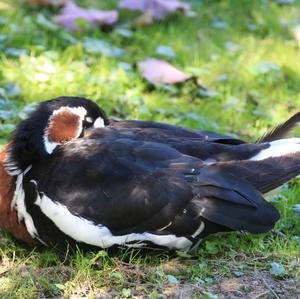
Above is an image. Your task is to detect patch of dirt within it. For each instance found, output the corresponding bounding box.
[162,270,300,299]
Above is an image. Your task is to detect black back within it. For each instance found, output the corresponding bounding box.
[22,126,279,248]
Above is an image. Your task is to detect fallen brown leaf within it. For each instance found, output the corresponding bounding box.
[24,0,67,6]
[137,58,191,85]
[119,0,191,21]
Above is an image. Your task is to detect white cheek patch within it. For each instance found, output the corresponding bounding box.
[94,117,105,128]
[52,106,87,119]
[86,117,93,123]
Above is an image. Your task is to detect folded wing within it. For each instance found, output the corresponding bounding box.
[22,128,279,249]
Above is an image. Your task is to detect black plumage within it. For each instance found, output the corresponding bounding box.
[23,131,278,247]
[6,97,108,173]
[257,111,300,143]
[5,96,300,251]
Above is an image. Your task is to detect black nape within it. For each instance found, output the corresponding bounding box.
[5,96,108,174]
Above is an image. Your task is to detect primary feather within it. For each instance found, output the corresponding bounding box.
[257,112,300,143]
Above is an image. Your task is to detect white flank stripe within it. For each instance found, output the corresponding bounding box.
[34,193,192,251]
[250,138,300,161]
[11,166,41,241]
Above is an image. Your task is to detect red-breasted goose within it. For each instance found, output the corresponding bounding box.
[1,96,299,251]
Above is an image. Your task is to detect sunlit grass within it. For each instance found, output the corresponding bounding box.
[0,0,300,297]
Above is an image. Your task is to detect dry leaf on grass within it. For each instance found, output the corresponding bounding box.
[134,10,155,26]
[137,58,191,85]
[54,1,118,30]
[119,0,191,21]
[24,0,67,6]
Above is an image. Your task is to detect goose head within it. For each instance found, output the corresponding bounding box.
[5,96,109,175]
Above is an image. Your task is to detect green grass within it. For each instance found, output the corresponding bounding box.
[0,0,300,297]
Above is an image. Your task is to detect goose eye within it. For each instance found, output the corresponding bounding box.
[83,117,94,129]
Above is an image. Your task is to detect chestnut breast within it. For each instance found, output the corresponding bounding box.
[0,145,36,244]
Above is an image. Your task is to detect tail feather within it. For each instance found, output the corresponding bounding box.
[192,164,280,234]
[257,112,300,143]
[195,197,279,233]
[215,154,300,194]
[189,113,300,236]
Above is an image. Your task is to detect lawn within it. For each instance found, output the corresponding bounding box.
[0,0,300,298]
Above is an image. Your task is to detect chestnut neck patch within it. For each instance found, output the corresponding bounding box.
[47,108,83,143]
